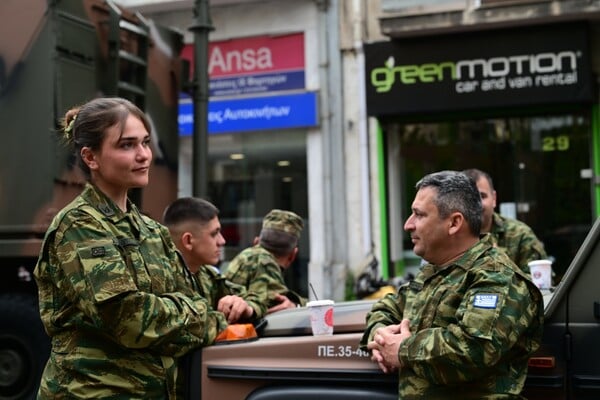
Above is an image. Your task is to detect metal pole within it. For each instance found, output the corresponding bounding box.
[190,0,214,197]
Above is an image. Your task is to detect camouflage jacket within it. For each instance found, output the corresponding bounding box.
[34,183,227,399]
[490,212,548,273]
[360,234,544,399]
[224,245,307,312]
[193,265,266,321]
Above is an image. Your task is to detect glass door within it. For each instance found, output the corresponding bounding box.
[388,110,593,279]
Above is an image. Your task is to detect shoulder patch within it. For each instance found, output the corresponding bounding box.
[473,293,498,309]
[90,246,106,257]
[408,280,423,292]
[98,203,115,217]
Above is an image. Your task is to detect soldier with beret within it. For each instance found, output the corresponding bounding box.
[224,209,307,313]
[34,97,227,399]
[163,197,266,322]
[361,170,543,399]
[463,168,548,275]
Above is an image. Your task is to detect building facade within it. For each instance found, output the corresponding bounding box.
[117,0,600,298]
[117,0,371,301]
[367,0,600,280]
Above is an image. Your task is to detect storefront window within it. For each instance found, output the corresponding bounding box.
[179,129,309,295]
[387,110,593,279]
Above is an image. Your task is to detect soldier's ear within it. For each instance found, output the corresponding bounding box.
[448,212,464,236]
[181,231,194,251]
[81,147,98,170]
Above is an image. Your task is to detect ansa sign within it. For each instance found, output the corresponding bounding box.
[182,33,305,97]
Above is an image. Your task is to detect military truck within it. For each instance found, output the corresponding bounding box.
[0,1,182,398]
[189,218,600,400]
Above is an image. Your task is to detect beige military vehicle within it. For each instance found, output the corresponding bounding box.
[189,218,600,400]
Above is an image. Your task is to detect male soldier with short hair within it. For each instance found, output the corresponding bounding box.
[224,209,306,314]
[463,168,548,274]
[163,197,265,322]
[361,170,543,399]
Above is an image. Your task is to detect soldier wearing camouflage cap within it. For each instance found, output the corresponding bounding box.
[463,168,548,275]
[34,98,227,399]
[361,170,543,399]
[224,209,307,313]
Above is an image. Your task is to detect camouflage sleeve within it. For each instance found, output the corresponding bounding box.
[54,214,226,356]
[225,252,273,314]
[515,230,548,274]
[284,290,307,307]
[359,288,406,351]
[163,237,229,345]
[259,262,295,306]
[193,267,221,305]
[398,270,542,384]
[226,280,268,320]
[194,266,267,321]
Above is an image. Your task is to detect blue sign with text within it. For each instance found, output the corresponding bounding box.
[179,92,318,135]
[210,70,305,97]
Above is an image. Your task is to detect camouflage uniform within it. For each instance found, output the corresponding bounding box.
[192,265,266,320]
[34,183,227,399]
[224,209,307,309]
[360,234,543,399]
[224,245,307,309]
[490,212,547,274]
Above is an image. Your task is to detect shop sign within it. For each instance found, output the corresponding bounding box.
[179,92,318,135]
[182,33,305,97]
[365,23,593,116]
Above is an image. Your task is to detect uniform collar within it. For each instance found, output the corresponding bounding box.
[420,234,494,278]
[80,183,148,237]
[491,212,506,234]
[80,184,126,218]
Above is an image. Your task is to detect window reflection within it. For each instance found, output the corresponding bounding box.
[391,111,592,280]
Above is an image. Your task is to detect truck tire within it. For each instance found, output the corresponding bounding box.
[0,293,50,400]
[247,386,397,400]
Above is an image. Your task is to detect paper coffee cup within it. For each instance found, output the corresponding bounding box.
[306,299,334,336]
[528,259,552,289]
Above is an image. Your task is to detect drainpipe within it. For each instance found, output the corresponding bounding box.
[189,0,213,197]
[316,0,347,300]
[352,0,372,255]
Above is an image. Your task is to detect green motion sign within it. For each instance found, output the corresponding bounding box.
[365,24,592,116]
[371,52,578,93]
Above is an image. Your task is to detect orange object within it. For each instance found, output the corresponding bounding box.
[215,324,258,342]
[363,285,396,300]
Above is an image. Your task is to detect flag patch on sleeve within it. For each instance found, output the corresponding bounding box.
[473,294,498,309]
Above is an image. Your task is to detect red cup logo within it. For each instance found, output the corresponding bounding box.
[325,308,333,327]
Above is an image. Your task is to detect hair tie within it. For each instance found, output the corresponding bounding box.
[63,114,77,143]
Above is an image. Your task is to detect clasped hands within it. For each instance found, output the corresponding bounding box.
[367,319,412,373]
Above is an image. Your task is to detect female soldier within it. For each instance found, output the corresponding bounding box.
[34,97,227,399]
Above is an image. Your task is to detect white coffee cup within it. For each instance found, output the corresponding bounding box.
[528,259,552,289]
[306,299,334,336]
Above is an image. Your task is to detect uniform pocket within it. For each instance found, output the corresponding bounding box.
[77,239,137,304]
[461,291,505,340]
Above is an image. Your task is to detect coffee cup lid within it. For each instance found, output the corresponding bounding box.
[528,259,552,266]
[307,300,334,307]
